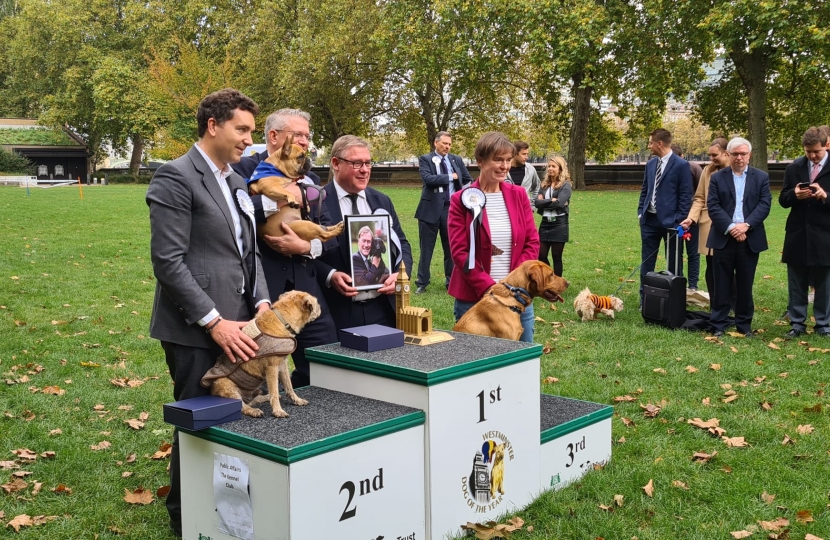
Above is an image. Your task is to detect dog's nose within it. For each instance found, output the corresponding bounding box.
[563,279,570,289]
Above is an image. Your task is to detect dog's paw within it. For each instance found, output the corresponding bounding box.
[271,408,289,418]
[290,396,309,406]
[242,407,264,418]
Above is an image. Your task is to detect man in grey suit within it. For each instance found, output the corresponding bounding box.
[414,131,473,293]
[147,88,271,537]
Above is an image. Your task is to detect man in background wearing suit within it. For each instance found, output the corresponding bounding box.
[233,108,338,388]
[707,137,771,338]
[414,131,473,293]
[779,127,830,338]
[318,135,413,330]
[637,128,693,304]
[147,89,271,537]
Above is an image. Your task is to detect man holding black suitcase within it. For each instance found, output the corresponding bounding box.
[637,128,693,307]
[707,137,771,338]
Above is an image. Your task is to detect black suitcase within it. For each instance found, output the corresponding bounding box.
[642,232,686,328]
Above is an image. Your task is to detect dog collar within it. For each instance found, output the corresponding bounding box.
[501,283,531,307]
[273,309,299,336]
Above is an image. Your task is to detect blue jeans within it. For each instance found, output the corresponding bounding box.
[454,298,535,343]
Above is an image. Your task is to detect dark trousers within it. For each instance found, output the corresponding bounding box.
[416,206,453,288]
[289,311,337,388]
[539,242,565,277]
[685,223,700,289]
[639,212,682,301]
[710,238,759,333]
[161,341,221,530]
[787,263,830,332]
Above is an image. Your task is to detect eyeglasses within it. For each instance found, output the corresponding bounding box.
[336,157,374,170]
[274,130,310,142]
[729,152,749,157]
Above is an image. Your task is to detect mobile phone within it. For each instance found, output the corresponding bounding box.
[797,182,810,189]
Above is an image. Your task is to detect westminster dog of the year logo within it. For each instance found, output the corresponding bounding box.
[461,432,515,513]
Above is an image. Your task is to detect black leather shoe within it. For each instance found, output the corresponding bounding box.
[415,286,426,294]
[785,329,804,338]
[712,330,724,338]
[816,328,830,337]
[744,332,754,339]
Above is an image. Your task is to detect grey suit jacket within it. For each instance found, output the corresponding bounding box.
[147,145,269,348]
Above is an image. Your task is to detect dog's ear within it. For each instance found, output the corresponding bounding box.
[527,262,549,295]
[280,133,293,159]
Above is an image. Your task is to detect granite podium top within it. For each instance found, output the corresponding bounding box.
[307,331,543,386]
[540,393,613,442]
[185,386,424,464]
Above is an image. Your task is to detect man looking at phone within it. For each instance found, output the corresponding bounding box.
[780,126,830,338]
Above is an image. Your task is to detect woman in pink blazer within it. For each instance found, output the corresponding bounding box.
[448,132,541,342]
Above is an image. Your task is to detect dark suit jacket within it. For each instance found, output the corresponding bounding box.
[317,182,413,324]
[637,153,693,228]
[352,251,389,287]
[779,156,830,266]
[233,150,321,185]
[707,166,771,253]
[414,152,473,224]
[147,146,269,348]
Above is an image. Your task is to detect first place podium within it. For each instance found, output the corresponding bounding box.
[308,332,543,540]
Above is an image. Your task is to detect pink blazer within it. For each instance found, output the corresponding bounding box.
[447,180,540,302]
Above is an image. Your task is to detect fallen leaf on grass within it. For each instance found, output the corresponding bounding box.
[613,494,624,507]
[642,479,654,498]
[11,471,32,478]
[90,441,111,451]
[702,397,711,406]
[760,401,773,411]
[640,403,661,418]
[688,417,720,429]
[796,510,814,524]
[803,404,823,413]
[156,485,171,498]
[613,395,636,403]
[123,487,154,505]
[730,530,752,538]
[49,428,62,436]
[768,342,781,350]
[761,491,775,504]
[543,376,559,384]
[125,419,144,430]
[727,331,745,338]
[672,480,689,490]
[51,484,72,495]
[1,478,28,494]
[797,424,815,434]
[723,436,748,447]
[758,517,789,531]
[781,434,796,445]
[621,417,635,427]
[40,451,55,459]
[31,482,42,495]
[461,517,526,538]
[125,453,136,463]
[653,368,667,374]
[710,363,721,371]
[151,443,173,460]
[110,378,145,388]
[6,514,33,532]
[31,515,56,526]
[805,535,824,540]
[722,394,739,403]
[122,471,133,478]
[0,461,19,470]
[692,451,717,462]
[11,448,37,461]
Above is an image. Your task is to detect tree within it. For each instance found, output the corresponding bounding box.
[525,0,708,188]
[692,0,830,169]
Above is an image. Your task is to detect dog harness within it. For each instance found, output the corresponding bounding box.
[488,282,531,315]
[200,311,298,401]
[590,294,616,311]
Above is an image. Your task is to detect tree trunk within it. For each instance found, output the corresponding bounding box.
[418,84,437,150]
[129,134,143,175]
[567,72,592,190]
[730,47,769,171]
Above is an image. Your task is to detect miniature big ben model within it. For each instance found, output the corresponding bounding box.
[394,263,454,345]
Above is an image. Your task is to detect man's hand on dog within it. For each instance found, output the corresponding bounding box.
[263,223,311,256]
[210,318,261,363]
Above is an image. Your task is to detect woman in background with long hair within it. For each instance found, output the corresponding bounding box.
[535,155,572,277]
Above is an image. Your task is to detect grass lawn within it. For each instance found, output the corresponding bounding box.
[1,184,828,540]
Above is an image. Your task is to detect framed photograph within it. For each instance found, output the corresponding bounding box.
[346,214,392,292]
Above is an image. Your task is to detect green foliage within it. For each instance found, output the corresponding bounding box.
[0,127,76,145]
[104,173,150,184]
[0,146,33,173]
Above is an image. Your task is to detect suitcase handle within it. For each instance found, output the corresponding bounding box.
[665,229,682,275]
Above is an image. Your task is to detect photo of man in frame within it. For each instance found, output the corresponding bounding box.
[349,216,392,290]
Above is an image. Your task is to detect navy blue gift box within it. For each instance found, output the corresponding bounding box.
[339,324,404,352]
[163,396,242,430]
